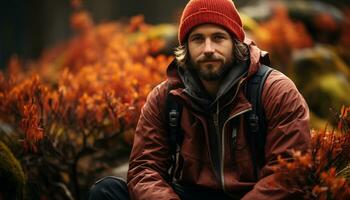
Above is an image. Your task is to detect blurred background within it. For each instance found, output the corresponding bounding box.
[2,0,350,127]
[1,0,350,199]
[0,0,190,68]
[2,0,347,68]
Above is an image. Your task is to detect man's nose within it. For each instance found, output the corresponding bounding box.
[203,39,214,57]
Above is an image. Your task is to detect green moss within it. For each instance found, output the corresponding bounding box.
[0,141,25,200]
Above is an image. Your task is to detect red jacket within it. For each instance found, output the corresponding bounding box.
[127,39,311,200]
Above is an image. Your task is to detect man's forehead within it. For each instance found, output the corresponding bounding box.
[189,24,230,36]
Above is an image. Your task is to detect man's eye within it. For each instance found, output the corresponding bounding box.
[191,36,203,42]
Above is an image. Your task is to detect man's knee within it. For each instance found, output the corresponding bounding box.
[89,176,129,200]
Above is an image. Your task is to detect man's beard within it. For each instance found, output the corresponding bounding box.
[189,57,233,81]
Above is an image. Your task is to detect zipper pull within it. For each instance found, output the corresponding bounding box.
[232,128,237,147]
[213,113,219,127]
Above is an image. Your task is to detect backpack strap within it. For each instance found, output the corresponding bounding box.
[165,83,184,180]
[245,64,273,180]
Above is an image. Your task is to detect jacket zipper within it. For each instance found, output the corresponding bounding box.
[210,77,250,191]
[220,108,252,192]
[215,77,250,191]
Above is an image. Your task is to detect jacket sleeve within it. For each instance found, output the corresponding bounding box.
[242,71,311,200]
[127,82,181,200]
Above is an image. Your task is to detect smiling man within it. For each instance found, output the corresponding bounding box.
[89,0,311,199]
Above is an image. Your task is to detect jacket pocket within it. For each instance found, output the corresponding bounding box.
[235,149,255,181]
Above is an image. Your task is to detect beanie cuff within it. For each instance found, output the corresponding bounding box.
[178,10,245,44]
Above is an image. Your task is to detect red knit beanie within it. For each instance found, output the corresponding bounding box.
[178,0,245,45]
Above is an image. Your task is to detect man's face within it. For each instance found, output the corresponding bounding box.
[188,24,233,81]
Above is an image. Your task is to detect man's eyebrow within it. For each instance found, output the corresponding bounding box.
[212,31,229,36]
[189,33,203,38]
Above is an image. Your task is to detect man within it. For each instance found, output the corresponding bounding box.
[89,0,310,199]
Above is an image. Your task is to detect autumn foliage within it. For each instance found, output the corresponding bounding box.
[254,5,314,65]
[0,6,171,199]
[274,106,350,199]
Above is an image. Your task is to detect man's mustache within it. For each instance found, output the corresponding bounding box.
[197,56,223,63]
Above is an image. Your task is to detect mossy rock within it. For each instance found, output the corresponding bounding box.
[303,74,350,120]
[291,46,350,91]
[0,141,25,200]
[291,46,350,123]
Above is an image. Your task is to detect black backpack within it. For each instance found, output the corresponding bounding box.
[166,64,273,181]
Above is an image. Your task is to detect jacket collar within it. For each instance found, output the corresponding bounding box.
[244,38,271,78]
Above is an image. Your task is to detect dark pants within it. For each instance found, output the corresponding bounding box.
[88,176,235,200]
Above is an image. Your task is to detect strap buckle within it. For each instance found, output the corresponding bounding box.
[249,113,259,133]
[169,109,179,127]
